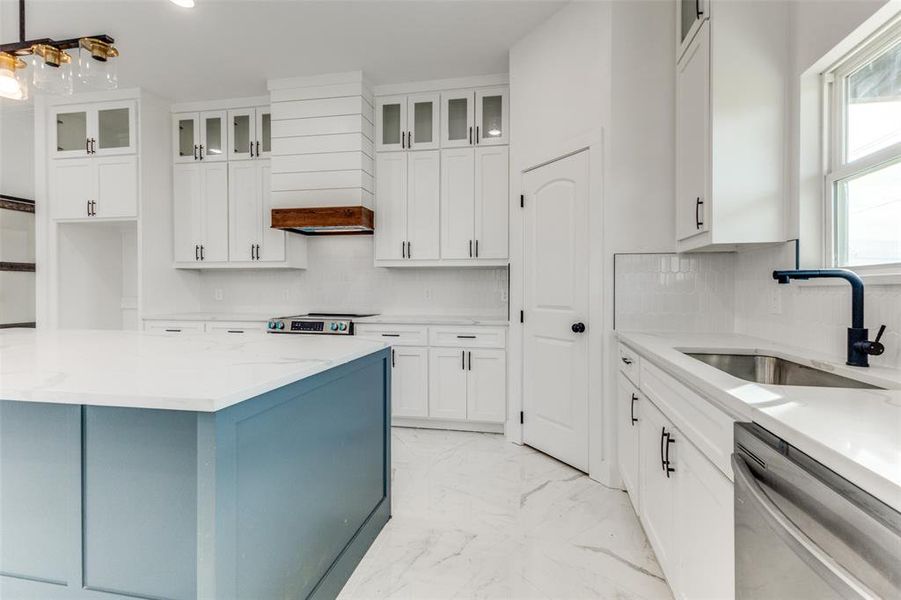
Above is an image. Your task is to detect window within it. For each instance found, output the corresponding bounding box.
[826,21,901,270]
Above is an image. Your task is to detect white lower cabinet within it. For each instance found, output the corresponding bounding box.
[617,373,641,511]
[621,343,735,600]
[356,322,507,429]
[391,346,429,418]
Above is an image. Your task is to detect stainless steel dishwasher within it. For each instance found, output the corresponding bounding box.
[733,423,901,599]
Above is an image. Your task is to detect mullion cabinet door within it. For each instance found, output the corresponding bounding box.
[173,113,200,163]
[255,107,272,158]
[199,111,228,162]
[376,96,407,152]
[406,93,440,151]
[474,88,509,146]
[441,89,474,148]
[228,108,256,161]
[52,106,92,159]
[93,101,136,156]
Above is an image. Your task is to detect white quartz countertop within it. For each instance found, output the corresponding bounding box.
[142,312,274,322]
[616,331,901,513]
[0,329,386,412]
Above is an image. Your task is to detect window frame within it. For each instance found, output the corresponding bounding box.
[823,19,901,275]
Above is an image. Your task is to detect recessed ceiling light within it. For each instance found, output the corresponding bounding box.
[169,0,195,7]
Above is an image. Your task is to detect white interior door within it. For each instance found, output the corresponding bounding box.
[405,150,440,260]
[428,348,467,420]
[521,150,590,472]
[391,346,429,418]
[440,148,475,259]
[228,161,261,262]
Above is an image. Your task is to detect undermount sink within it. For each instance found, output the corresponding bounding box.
[684,353,884,390]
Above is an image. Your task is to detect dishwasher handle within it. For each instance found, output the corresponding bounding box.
[731,453,879,600]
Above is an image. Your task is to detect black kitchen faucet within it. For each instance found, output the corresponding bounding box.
[772,269,887,367]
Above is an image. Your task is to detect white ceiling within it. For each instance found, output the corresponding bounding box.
[0,0,566,102]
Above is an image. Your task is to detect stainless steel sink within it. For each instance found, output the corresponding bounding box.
[684,353,883,389]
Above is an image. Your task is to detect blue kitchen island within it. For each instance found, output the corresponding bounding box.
[0,329,391,600]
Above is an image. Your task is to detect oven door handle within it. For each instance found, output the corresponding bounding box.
[731,454,879,599]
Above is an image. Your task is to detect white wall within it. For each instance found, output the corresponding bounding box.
[185,236,508,317]
[508,0,675,484]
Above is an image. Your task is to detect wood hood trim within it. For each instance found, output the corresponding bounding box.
[271,206,374,236]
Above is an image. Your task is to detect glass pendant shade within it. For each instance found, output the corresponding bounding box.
[0,53,28,100]
[77,43,118,91]
[30,51,74,96]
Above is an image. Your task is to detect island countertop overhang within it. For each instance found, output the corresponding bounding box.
[0,329,388,412]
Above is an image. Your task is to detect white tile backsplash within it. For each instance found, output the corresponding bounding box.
[615,247,901,370]
[734,243,901,369]
[191,236,508,318]
[614,253,735,333]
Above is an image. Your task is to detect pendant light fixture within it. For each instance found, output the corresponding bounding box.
[0,0,120,101]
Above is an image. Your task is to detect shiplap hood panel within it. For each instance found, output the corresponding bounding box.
[267,72,375,234]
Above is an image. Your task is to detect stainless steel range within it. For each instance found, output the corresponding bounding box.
[266,313,376,335]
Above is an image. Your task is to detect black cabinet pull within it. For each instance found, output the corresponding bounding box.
[462,350,465,370]
[199,144,204,160]
[392,349,396,367]
[468,351,472,371]
[476,126,480,143]
[401,241,406,258]
[226,330,244,334]
[469,239,473,258]
[660,427,667,472]
[408,131,412,148]
[407,241,411,258]
[256,244,260,260]
[164,329,181,333]
[256,141,260,157]
[400,129,405,149]
[92,201,96,216]
[194,144,198,160]
[456,335,476,339]
[200,245,205,261]
[87,200,91,216]
[469,126,472,145]
[475,240,479,257]
[630,393,638,425]
[665,433,676,478]
[195,245,199,261]
[86,138,91,154]
[381,333,400,337]
[695,197,704,229]
[621,357,633,365]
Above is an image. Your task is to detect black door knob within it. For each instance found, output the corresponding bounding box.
[571,322,586,333]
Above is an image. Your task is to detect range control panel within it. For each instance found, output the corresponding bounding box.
[267,318,354,335]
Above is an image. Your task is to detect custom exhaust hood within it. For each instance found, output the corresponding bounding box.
[271,206,374,235]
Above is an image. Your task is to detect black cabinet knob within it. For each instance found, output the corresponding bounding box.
[571,322,586,333]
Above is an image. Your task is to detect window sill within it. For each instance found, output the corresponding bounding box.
[797,270,901,287]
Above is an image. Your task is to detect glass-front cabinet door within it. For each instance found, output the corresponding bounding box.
[94,102,135,156]
[475,88,509,146]
[441,90,474,148]
[199,110,227,162]
[376,96,406,152]
[406,93,440,151]
[676,0,708,61]
[228,108,255,161]
[255,107,271,158]
[53,108,90,158]
[173,113,199,163]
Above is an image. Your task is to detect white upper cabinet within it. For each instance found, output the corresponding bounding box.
[676,0,709,62]
[676,23,710,242]
[173,163,228,265]
[376,96,407,152]
[228,161,286,264]
[374,151,408,261]
[52,101,136,159]
[228,107,270,161]
[474,146,509,259]
[674,2,788,252]
[475,87,509,146]
[405,150,441,260]
[50,155,137,221]
[441,89,474,148]
[173,111,227,163]
[376,94,439,152]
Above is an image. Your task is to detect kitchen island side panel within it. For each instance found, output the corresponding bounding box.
[0,348,391,600]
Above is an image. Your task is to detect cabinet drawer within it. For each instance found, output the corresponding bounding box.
[639,361,734,479]
[429,326,506,349]
[204,321,267,335]
[354,324,428,346]
[143,320,205,334]
[618,344,641,386]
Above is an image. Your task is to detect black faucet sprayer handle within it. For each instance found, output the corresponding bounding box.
[875,324,887,344]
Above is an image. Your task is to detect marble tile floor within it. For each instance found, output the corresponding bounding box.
[338,427,673,600]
